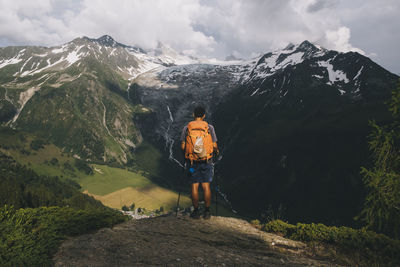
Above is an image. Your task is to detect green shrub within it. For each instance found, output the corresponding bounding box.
[0,100,17,123]
[121,205,129,211]
[74,159,93,175]
[0,205,127,267]
[63,161,75,172]
[50,157,59,166]
[256,220,400,265]
[262,219,296,236]
[30,139,46,150]
[20,149,31,155]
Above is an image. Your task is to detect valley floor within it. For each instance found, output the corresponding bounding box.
[53,214,342,266]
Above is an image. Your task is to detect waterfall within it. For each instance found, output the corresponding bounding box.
[215,185,238,214]
[213,155,237,214]
[165,105,184,168]
[127,81,131,101]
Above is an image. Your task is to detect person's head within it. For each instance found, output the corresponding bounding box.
[193,106,206,119]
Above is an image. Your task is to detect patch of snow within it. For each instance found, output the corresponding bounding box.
[110,48,117,56]
[281,76,286,87]
[317,60,349,85]
[353,66,364,80]
[277,52,304,68]
[259,90,268,95]
[338,89,346,95]
[0,49,25,69]
[167,105,174,122]
[37,73,49,81]
[21,56,65,76]
[18,56,33,74]
[250,88,260,96]
[65,51,81,66]
[32,53,48,57]
[242,51,304,83]
[312,74,324,79]
[52,44,68,54]
[262,53,280,69]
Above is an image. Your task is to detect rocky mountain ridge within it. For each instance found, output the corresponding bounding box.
[0,35,234,164]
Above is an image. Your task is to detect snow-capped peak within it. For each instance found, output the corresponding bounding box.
[96,35,118,47]
[146,41,199,66]
[239,41,333,84]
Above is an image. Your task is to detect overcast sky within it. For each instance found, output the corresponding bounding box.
[0,0,399,74]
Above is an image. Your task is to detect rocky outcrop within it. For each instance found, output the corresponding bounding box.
[53,215,342,266]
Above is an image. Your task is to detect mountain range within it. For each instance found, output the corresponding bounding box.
[0,35,398,225]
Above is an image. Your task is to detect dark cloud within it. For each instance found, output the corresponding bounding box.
[307,0,338,13]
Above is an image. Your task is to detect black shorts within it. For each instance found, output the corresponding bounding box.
[187,161,214,184]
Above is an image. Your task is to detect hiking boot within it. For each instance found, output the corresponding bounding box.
[190,208,200,219]
[203,210,211,220]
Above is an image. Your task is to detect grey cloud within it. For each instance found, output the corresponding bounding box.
[307,0,339,13]
[0,0,399,74]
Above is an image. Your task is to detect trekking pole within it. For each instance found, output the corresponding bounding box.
[215,167,220,217]
[176,162,186,217]
[175,191,181,217]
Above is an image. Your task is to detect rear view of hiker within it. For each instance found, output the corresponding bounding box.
[181,106,219,219]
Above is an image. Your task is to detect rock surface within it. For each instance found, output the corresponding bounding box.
[53,215,343,266]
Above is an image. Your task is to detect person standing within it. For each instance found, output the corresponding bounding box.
[180,106,218,219]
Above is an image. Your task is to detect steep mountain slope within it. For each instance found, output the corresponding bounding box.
[213,41,398,224]
[0,35,198,163]
[129,40,398,225]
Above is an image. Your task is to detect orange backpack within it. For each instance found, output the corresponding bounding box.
[184,120,214,163]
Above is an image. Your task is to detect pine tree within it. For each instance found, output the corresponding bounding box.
[360,80,400,238]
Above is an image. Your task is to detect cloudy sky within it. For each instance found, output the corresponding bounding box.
[0,0,399,74]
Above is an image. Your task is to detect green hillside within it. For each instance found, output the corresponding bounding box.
[0,150,128,266]
[0,127,192,211]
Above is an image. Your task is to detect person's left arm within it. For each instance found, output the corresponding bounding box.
[209,125,219,154]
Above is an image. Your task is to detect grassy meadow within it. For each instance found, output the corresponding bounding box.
[0,128,191,211]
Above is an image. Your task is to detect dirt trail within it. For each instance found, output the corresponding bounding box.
[53,214,343,266]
